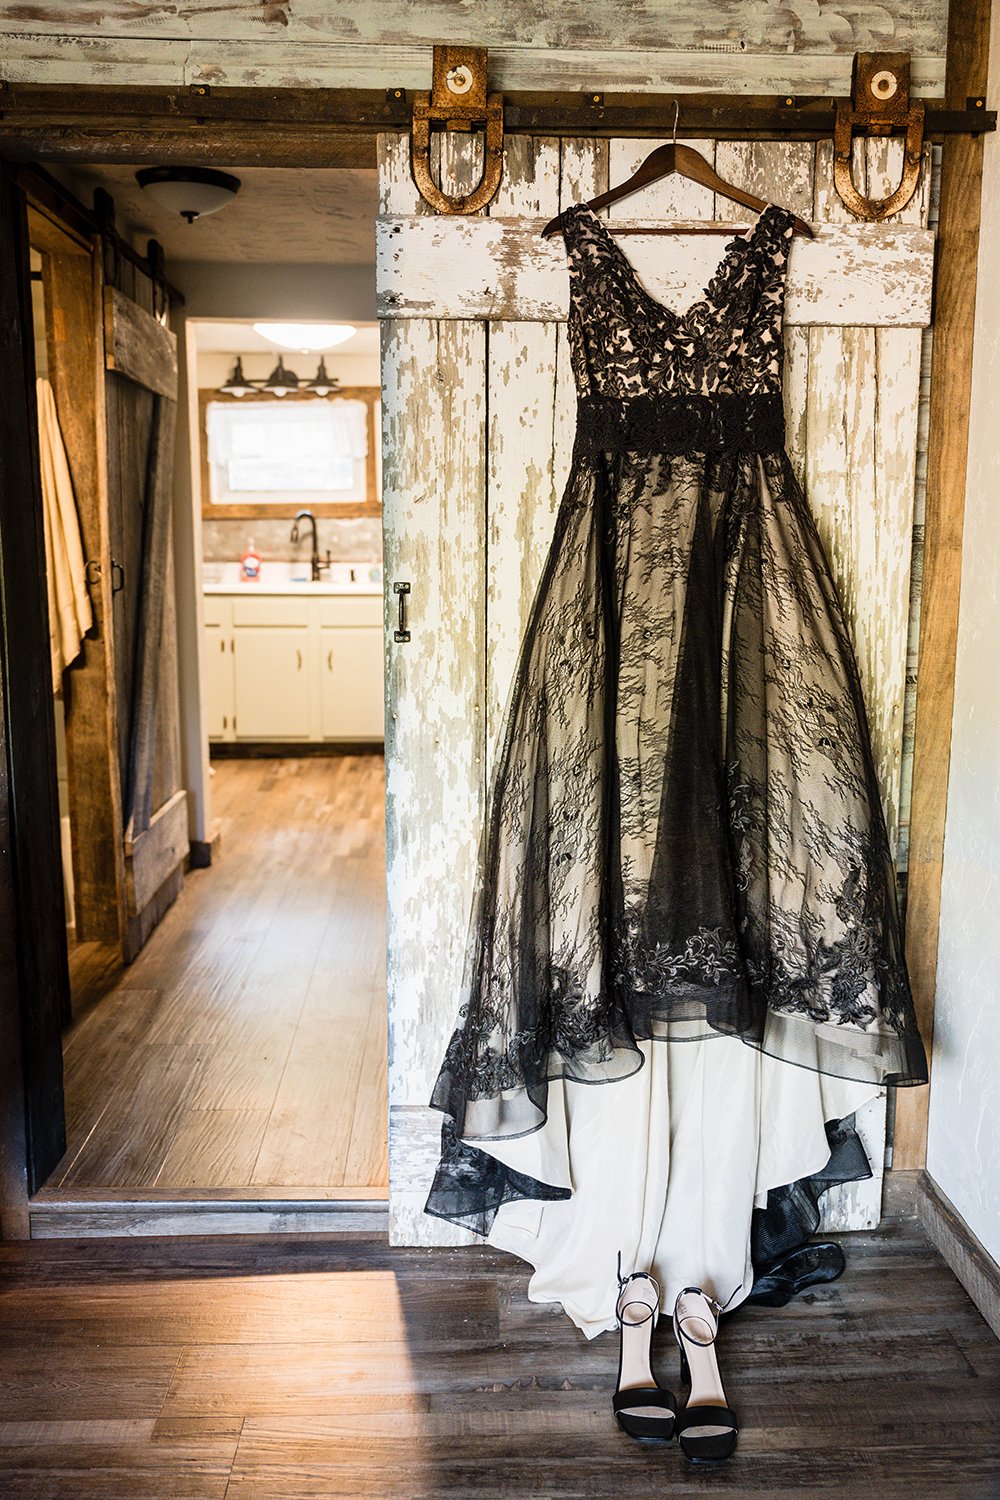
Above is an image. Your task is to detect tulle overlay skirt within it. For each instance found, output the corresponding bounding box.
[424,442,926,1322]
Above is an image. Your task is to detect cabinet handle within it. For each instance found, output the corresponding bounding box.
[296,648,302,670]
[394,579,411,642]
[327,650,333,671]
[219,637,225,653]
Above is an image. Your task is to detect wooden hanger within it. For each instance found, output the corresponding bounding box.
[540,104,814,240]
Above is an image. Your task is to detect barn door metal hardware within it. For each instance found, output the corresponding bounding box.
[393,580,411,642]
[834,53,925,221]
[411,46,504,214]
[84,558,124,593]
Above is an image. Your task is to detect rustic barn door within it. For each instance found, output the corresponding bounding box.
[103,285,187,962]
[378,133,934,1246]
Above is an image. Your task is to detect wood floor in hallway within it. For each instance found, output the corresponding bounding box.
[0,1218,997,1497]
[52,754,387,1194]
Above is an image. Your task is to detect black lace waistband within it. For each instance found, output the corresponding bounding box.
[574,392,786,458]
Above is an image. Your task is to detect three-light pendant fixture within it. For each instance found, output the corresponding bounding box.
[218,354,340,399]
[217,322,357,399]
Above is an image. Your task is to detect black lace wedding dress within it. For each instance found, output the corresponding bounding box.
[423,202,928,1336]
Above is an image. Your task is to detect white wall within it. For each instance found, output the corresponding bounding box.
[925,8,1000,1264]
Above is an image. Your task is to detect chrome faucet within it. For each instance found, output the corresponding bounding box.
[290,508,331,581]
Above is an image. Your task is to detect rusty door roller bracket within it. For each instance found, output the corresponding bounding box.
[834,53,925,221]
[411,46,504,214]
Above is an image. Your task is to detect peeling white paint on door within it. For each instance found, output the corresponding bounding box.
[379,133,935,1248]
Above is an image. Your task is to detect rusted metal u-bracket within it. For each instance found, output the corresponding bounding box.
[834,52,925,221]
[411,46,504,214]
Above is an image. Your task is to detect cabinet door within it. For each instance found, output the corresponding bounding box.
[204,623,234,740]
[321,627,385,739]
[233,627,311,739]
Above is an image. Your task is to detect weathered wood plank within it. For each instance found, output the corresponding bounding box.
[485,136,561,769]
[124,787,187,918]
[0,4,948,95]
[42,248,127,947]
[124,391,178,839]
[103,285,177,400]
[380,170,488,1246]
[376,218,934,327]
[0,2,948,50]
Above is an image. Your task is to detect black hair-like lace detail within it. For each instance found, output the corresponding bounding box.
[574,392,786,459]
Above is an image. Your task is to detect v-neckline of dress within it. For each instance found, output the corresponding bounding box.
[574,200,778,327]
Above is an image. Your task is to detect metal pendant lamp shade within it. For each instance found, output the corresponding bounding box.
[135,167,241,224]
[262,356,299,397]
[306,358,340,396]
[218,357,256,398]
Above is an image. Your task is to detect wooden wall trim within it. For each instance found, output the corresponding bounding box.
[894,0,993,1170]
[917,1171,1000,1340]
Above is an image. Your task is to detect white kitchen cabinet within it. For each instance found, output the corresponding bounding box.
[203,622,235,740]
[203,589,384,744]
[233,627,311,739]
[321,626,385,739]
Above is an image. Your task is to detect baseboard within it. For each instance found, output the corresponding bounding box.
[916,1171,1000,1340]
[28,1193,389,1239]
[209,741,384,759]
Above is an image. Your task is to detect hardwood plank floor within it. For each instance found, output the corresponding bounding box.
[0,1222,996,1497]
[54,755,388,1194]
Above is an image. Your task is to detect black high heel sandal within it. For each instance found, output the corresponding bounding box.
[611,1253,676,1444]
[673,1287,739,1464]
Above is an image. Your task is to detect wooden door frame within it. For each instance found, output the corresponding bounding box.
[0,159,70,1233]
[0,20,991,1228]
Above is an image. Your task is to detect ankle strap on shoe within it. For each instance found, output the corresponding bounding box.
[616,1249,661,1307]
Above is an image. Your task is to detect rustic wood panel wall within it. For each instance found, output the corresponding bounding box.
[380,133,935,1246]
[0,4,948,94]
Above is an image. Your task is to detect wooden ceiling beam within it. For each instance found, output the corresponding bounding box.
[0,85,992,168]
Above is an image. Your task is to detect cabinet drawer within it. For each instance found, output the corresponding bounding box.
[202,596,229,628]
[232,596,311,627]
[318,594,382,628]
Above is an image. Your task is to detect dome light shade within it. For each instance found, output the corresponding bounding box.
[261,356,299,397]
[253,323,357,352]
[136,166,241,224]
[218,356,255,398]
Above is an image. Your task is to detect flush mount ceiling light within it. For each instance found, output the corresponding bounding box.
[136,166,241,224]
[252,323,357,352]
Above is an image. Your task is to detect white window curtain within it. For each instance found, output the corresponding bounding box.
[206,399,368,494]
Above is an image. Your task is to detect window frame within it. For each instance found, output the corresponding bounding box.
[198,386,381,520]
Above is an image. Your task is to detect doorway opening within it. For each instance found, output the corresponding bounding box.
[26,160,388,1228]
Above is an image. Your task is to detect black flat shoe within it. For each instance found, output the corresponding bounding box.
[745,1240,846,1307]
[612,1254,676,1444]
[673,1286,738,1464]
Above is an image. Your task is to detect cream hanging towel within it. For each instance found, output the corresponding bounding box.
[37,377,92,691]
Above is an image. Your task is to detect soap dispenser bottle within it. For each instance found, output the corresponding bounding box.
[240,538,262,583]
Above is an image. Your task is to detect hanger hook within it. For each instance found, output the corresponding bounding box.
[672,99,679,148]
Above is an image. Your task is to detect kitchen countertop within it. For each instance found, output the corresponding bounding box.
[203,561,383,596]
